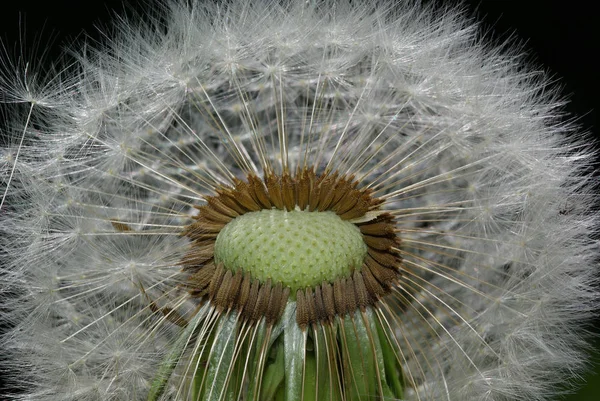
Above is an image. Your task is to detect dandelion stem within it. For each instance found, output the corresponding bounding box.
[283,303,305,400]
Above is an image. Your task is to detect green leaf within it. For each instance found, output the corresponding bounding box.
[303,344,317,401]
[201,314,238,401]
[341,313,371,401]
[374,311,404,399]
[260,339,285,401]
[147,310,205,401]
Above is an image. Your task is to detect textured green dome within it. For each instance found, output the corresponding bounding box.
[214,209,367,292]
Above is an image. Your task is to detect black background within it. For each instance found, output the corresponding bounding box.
[0,0,598,398]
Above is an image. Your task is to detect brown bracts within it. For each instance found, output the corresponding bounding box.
[180,168,403,329]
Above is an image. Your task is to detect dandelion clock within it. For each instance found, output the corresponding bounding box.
[1,1,598,400]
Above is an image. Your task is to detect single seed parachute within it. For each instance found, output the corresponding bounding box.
[0,1,598,401]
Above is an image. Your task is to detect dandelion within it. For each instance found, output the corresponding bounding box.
[1,1,598,400]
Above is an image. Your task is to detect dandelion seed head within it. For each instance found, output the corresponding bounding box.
[1,1,598,400]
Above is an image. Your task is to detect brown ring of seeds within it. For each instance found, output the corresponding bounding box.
[180,167,403,329]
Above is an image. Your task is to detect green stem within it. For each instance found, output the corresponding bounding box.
[283,303,305,401]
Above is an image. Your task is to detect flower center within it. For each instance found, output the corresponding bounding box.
[214,209,367,293]
[181,168,403,327]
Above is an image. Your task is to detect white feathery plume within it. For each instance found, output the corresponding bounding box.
[1,1,598,400]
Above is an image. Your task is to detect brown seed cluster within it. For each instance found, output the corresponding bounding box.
[181,168,402,329]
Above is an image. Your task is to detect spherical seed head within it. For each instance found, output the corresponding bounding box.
[213,209,367,292]
[1,1,598,400]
